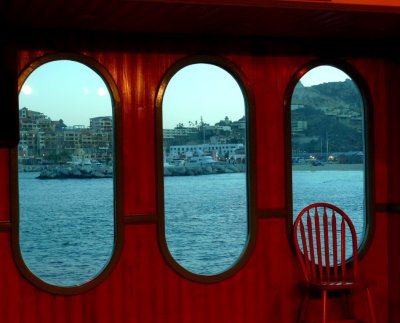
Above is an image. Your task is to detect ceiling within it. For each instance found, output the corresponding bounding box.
[1,0,400,39]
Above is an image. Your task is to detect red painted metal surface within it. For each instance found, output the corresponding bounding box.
[0,45,396,322]
[0,149,10,222]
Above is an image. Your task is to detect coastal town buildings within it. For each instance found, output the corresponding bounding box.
[163,116,246,162]
[19,108,245,165]
[168,143,244,161]
[18,107,113,163]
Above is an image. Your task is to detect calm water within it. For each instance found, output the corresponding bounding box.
[164,173,248,275]
[18,170,364,286]
[19,172,114,286]
[292,170,365,242]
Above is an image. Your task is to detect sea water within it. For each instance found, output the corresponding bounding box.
[18,170,365,286]
[292,170,365,240]
[164,173,248,276]
[19,172,114,286]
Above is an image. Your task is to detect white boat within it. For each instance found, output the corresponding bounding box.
[187,155,217,165]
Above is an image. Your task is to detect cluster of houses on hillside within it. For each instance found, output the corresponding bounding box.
[19,107,112,164]
[163,116,247,163]
[19,108,248,166]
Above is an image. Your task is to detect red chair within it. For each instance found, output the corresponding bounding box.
[293,203,376,323]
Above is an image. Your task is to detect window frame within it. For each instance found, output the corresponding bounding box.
[155,55,257,283]
[11,52,123,295]
[284,59,375,259]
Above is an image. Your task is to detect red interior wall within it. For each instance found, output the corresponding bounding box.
[0,44,397,322]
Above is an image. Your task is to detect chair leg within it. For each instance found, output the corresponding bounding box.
[341,289,350,318]
[297,290,309,323]
[365,287,376,323]
[322,290,327,323]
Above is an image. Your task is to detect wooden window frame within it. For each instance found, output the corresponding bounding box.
[11,52,123,295]
[284,59,375,258]
[155,55,257,283]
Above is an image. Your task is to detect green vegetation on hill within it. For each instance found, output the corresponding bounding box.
[291,80,364,154]
[292,79,362,113]
[291,107,363,152]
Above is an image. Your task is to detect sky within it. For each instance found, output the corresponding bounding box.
[162,64,245,129]
[299,65,350,86]
[19,61,350,128]
[19,60,112,127]
[162,64,350,128]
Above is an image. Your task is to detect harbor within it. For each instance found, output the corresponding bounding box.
[37,163,113,179]
[20,160,113,179]
[164,161,245,176]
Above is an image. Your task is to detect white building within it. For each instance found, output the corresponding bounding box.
[169,143,244,159]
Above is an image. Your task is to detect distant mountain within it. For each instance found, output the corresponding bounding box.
[291,80,364,154]
[291,107,363,152]
[292,79,362,113]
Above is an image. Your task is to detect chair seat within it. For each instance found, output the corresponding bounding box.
[306,280,370,290]
[300,320,360,323]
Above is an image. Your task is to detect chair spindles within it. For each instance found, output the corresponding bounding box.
[293,203,375,323]
[332,211,338,281]
[341,217,346,281]
[323,207,330,281]
[314,207,323,282]
[307,212,316,280]
[299,220,310,281]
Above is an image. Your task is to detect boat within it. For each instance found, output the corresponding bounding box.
[186,155,217,166]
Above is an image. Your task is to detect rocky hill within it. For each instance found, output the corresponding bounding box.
[291,80,364,154]
[292,79,362,113]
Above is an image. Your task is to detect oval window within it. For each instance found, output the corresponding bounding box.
[291,65,367,250]
[162,63,249,276]
[17,59,115,287]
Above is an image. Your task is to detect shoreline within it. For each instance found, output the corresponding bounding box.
[292,163,363,171]
[164,162,245,176]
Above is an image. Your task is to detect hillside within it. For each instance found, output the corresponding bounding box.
[291,80,364,154]
[292,79,362,113]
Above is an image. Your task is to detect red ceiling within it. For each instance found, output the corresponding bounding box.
[1,0,400,39]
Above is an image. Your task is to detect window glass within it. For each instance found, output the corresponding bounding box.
[291,65,366,248]
[162,63,248,275]
[18,60,115,286]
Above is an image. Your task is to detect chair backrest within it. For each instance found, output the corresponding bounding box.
[293,203,358,284]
